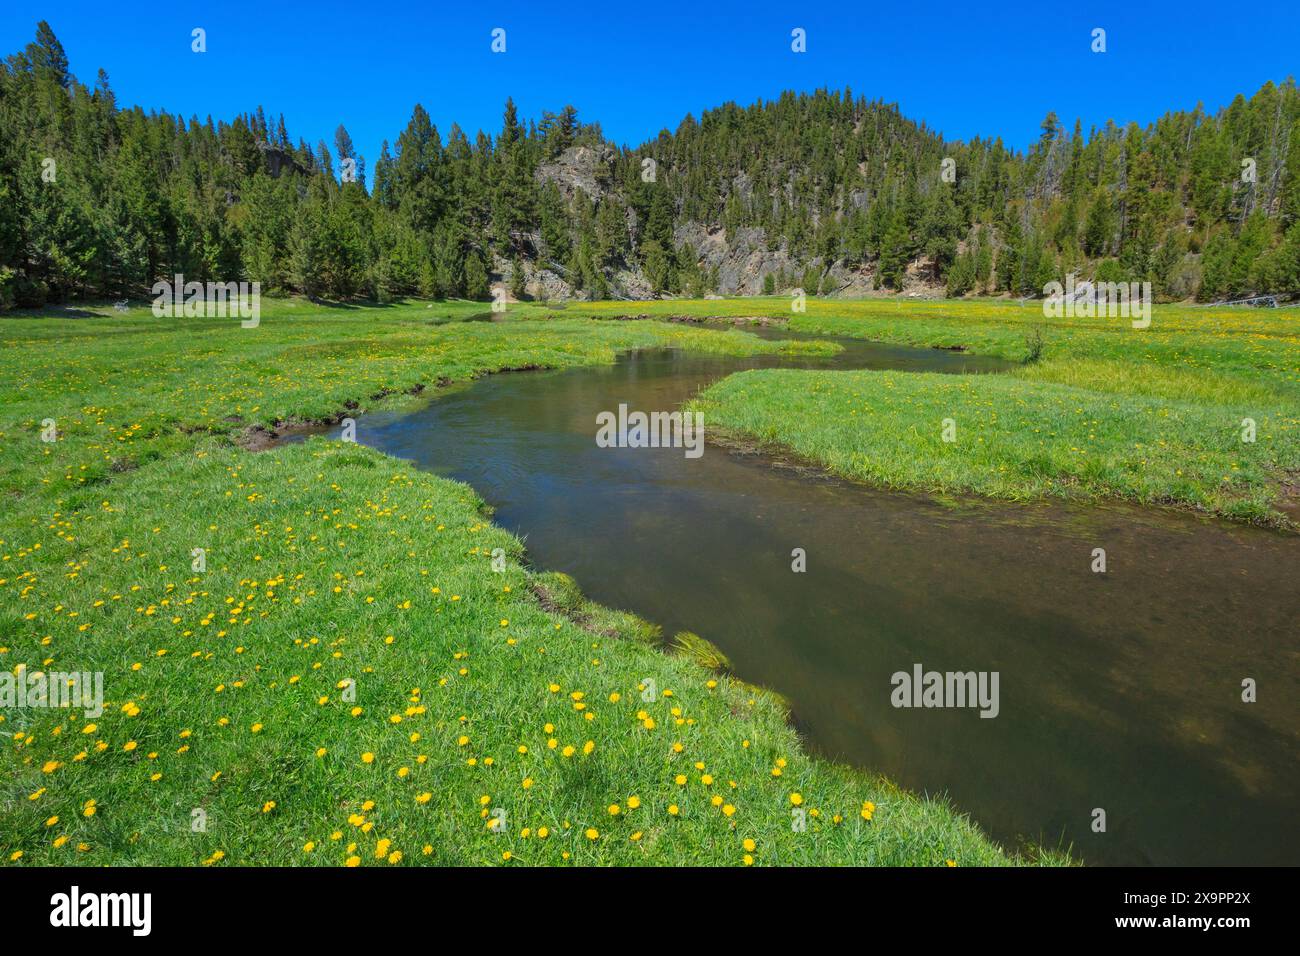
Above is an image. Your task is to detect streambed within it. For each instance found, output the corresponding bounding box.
[280,326,1300,865]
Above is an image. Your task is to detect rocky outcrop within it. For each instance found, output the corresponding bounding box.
[491,255,573,302]
[527,146,933,301]
[258,141,303,179]
[675,223,788,295]
[536,144,616,201]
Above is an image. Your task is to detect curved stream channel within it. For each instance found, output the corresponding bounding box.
[282,324,1299,865]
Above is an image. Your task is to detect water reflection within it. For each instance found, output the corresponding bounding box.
[283,329,1300,865]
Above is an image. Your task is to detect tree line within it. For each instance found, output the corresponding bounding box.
[2,21,1299,308]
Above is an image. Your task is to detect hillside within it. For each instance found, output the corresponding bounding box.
[2,20,1299,308]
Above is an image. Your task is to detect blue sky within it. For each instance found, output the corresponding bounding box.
[4,0,1298,170]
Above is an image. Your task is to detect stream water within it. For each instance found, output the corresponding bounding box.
[281,324,1299,865]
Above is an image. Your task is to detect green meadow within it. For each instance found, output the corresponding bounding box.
[662,298,1299,526]
[5,293,1292,867]
[1,299,1060,867]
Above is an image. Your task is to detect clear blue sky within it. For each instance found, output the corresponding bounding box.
[4,0,1298,169]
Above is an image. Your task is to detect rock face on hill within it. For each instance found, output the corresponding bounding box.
[523,144,953,301]
[525,139,950,302]
[258,141,303,179]
[536,145,616,201]
[677,223,783,295]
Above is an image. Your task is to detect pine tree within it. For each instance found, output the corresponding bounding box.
[538,182,571,262]
[493,99,536,252]
[509,256,527,299]
[30,21,69,87]
[1083,190,1115,258]
[876,210,910,289]
[641,239,670,293]
[464,249,489,300]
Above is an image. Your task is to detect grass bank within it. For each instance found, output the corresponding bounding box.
[588,298,1300,526]
[0,299,1049,866]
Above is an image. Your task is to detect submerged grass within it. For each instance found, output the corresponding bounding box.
[671,631,732,672]
[0,298,1049,866]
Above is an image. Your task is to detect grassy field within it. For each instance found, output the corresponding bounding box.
[601,297,1300,526]
[0,299,1051,867]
